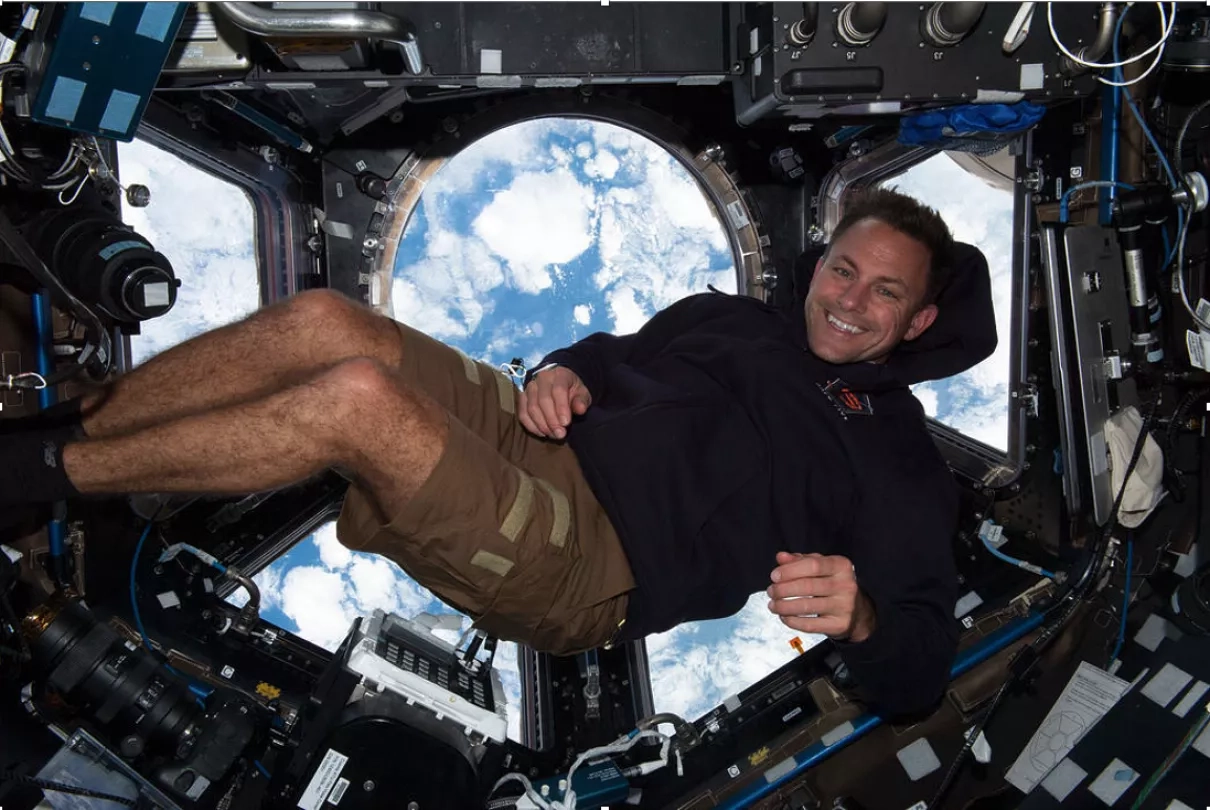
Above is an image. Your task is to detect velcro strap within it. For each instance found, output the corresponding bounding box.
[470,550,514,577]
[535,479,570,548]
[498,470,535,543]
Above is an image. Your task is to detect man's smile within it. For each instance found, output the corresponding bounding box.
[825,311,869,336]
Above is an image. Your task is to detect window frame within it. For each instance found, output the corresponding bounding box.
[816,137,1034,488]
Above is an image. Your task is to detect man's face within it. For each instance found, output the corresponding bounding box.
[803,217,938,365]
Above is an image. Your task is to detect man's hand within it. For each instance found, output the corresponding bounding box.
[518,366,592,440]
[767,552,876,643]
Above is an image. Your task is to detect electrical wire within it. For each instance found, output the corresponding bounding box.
[1114,11,1178,187]
[927,680,1011,810]
[1095,3,1177,88]
[563,730,670,809]
[1129,703,1210,809]
[488,730,672,810]
[1060,181,1136,222]
[930,398,1160,810]
[488,772,554,810]
[980,528,1059,580]
[1046,2,1175,72]
[1108,537,1132,665]
[129,517,214,703]
[0,768,137,807]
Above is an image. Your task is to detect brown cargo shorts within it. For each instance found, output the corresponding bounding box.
[335,320,635,654]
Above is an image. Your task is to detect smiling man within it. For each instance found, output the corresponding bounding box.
[513,187,968,715]
[5,187,975,717]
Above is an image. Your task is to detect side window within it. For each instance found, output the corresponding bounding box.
[117,139,259,366]
[877,152,1014,452]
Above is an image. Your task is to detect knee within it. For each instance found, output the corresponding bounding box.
[287,289,401,365]
[323,359,440,426]
[317,358,446,460]
[287,288,358,323]
[325,357,395,402]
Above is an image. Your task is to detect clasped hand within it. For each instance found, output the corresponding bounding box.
[767,552,876,643]
[518,366,591,440]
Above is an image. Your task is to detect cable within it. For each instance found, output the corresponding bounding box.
[931,400,1160,809]
[980,526,1059,580]
[927,680,1011,810]
[1129,703,1210,809]
[487,730,673,810]
[1060,181,1136,222]
[488,772,554,810]
[129,520,160,656]
[0,209,113,379]
[1173,197,1206,330]
[1114,12,1178,187]
[562,730,670,810]
[0,593,31,664]
[129,517,213,699]
[1095,3,1177,88]
[1046,2,1174,71]
[1108,537,1132,665]
[0,769,137,807]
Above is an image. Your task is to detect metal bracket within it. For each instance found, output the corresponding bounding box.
[1013,383,1039,418]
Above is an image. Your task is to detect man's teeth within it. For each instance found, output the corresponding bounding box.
[827,313,865,334]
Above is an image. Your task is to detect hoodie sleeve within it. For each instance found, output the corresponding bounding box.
[835,465,960,718]
[526,291,730,402]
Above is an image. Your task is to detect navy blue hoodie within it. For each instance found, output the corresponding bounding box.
[530,244,997,716]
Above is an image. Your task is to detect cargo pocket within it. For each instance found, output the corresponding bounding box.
[471,473,579,645]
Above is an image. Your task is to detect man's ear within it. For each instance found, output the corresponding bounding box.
[904,304,938,341]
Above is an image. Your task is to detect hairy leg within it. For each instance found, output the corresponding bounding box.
[80,290,405,440]
[64,358,447,509]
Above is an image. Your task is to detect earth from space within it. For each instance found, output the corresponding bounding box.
[117,117,1012,739]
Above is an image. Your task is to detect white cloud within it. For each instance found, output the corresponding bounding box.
[883,152,1014,451]
[484,319,547,361]
[575,141,593,159]
[584,149,620,180]
[472,168,596,294]
[118,139,259,367]
[604,284,649,335]
[573,304,592,326]
[277,566,358,650]
[315,523,354,569]
[391,232,505,339]
[912,383,940,418]
[648,593,825,720]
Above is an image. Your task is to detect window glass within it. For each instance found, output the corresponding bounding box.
[117,139,260,367]
[252,118,739,738]
[878,152,1015,451]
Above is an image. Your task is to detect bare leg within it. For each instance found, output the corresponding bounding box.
[80,290,405,440]
[64,359,447,508]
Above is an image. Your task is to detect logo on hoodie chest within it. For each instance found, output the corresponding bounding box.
[817,378,873,419]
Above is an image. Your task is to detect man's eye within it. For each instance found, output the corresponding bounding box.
[833,266,852,278]
[878,287,897,299]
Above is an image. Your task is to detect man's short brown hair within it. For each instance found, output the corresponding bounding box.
[829,187,955,306]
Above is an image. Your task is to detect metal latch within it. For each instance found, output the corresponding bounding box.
[1101,353,1131,380]
[1013,383,1039,417]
